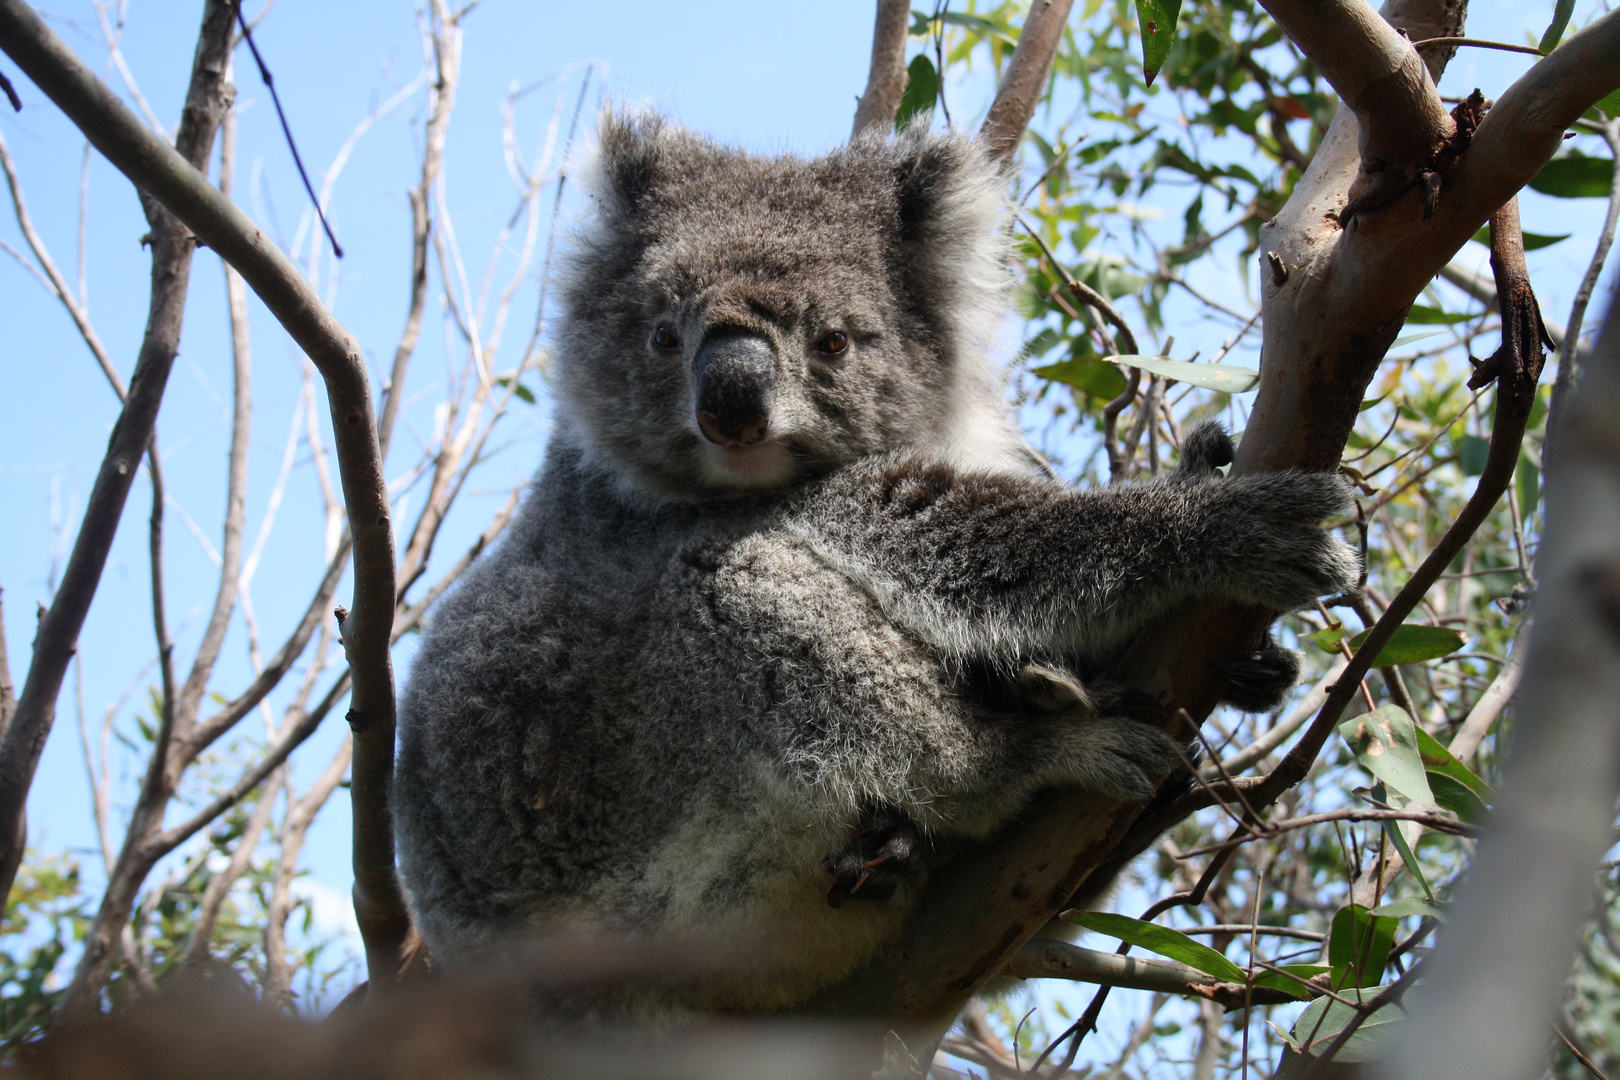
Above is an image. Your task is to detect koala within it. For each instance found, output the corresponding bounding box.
[392,110,1359,1018]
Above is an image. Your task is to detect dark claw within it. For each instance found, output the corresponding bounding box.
[820,803,927,908]
[1209,639,1302,713]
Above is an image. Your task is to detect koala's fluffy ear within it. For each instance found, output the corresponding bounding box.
[583,107,670,221]
[890,132,1006,249]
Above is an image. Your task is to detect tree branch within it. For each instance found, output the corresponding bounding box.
[851,0,911,139]
[1004,939,1312,1009]
[0,0,410,992]
[1377,285,1620,1080]
[0,0,233,916]
[979,0,1074,164]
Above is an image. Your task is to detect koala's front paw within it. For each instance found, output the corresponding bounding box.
[1211,637,1303,712]
[819,804,926,908]
[1208,471,1360,612]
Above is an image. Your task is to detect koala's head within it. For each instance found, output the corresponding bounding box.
[552,108,1029,500]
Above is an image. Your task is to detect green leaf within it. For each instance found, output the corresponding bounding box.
[1305,625,1345,652]
[1372,898,1445,922]
[1412,727,1493,800]
[1469,226,1570,251]
[1105,354,1259,393]
[1024,326,1062,359]
[1291,988,1405,1061]
[1456,433,1490,476]
[1427,771,1490,825]
[1032,355,1129,401]
[1135,0,1184,86]
[1539,0,1576,52]
[1596,88,1620,119]
[1348,624,1467,666]
[1529,154,1615,199]
[1379,816,1437,903]
[1066,911,1248,983]
[894,54,939,130]
[1405,304,1472,326]
[1517,450,1541,514]
[1389,329,1445,349]
[1328,905,1398,989]
[1252,964,1331,1000]
[1339,706,1435,807]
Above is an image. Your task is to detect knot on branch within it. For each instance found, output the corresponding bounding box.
[1341,89,1487,228]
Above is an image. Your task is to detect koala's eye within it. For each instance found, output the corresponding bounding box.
[650,325,681,353]
[816,331,849,357]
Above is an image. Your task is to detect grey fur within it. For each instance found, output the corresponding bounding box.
[393,110,1359,1016]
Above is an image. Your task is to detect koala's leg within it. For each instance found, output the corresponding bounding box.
[819,802,929,908]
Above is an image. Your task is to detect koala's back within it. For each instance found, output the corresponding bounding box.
[395,448,978,1006]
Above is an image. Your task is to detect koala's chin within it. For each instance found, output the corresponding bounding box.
[697,436,796,490]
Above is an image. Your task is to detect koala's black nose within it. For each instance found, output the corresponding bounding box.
[695,332,775,448]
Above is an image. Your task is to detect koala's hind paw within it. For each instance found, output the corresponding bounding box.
[820,805,926,908]
[1211,639,1304,713]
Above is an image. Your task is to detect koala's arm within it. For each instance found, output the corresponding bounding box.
[789,452,1358,664]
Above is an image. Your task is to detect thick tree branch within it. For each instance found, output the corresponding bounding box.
[1378,286,1620,1080]
[979,0,1074,164]
[851,0,911,139]
[0,0,409,992]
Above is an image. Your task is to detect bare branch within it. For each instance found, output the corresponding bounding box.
[0,0,234,918]
[1003,939,1311,1009]
[182,768,282,967]
[378,2,459,460]
[851,0,911,139]
[265,737,351,1007]
[980,0,1075,164]
[0,128,121,396]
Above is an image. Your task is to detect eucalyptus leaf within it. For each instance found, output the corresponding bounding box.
[1135,0,1184,86]
[1371,898,1444,921]
[1328,905,1398,989]
[1389,329,1445,348]
[1066,911,1247,983]
[1304,625,1345,652]
[1413,727,1493,799]
[1105,354,1259,392]
[1339,705,1435,807]
[1469,225,1570,251]
[1380,818,1436,904]
[1348,624,1466,666]
[1252,964,1330,1000]
[894,54,939,130]
[1405,304,1472,326]
[1538,0,1576,52]
[1529,154,1615,199]
[1291,988,1405,1061]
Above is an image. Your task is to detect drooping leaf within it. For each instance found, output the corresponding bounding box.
[1339,706,1435,807]
[1291,988,1406,1061]
[1328,905,1398,989]
[1305,625,1345,652]
[1427,771,1491,824]
[1032,355,1129,401]
[1252,964,1331,1000]
[1389,329,1445,349]
[1413,727,1493,800]
[1348,624,1466,666]
[1517,450,1541,514]
[1371,898,1445,922]
[1469,225,1570,251]
[1404,304,1473,326]
[1456,433,1490,476]
[1529,153,1615,199]
[1066,911,1247,983]
[894,54,939,130]
[1135,0,1184,86]
[1379,818,1436,904]
[1105,354,1259,392]
[1539,0,1576,52]
[1595,88,1620,119]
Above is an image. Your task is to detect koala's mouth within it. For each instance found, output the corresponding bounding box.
[700,436,795,489]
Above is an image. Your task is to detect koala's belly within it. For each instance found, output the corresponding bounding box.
[397,526,967,997]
